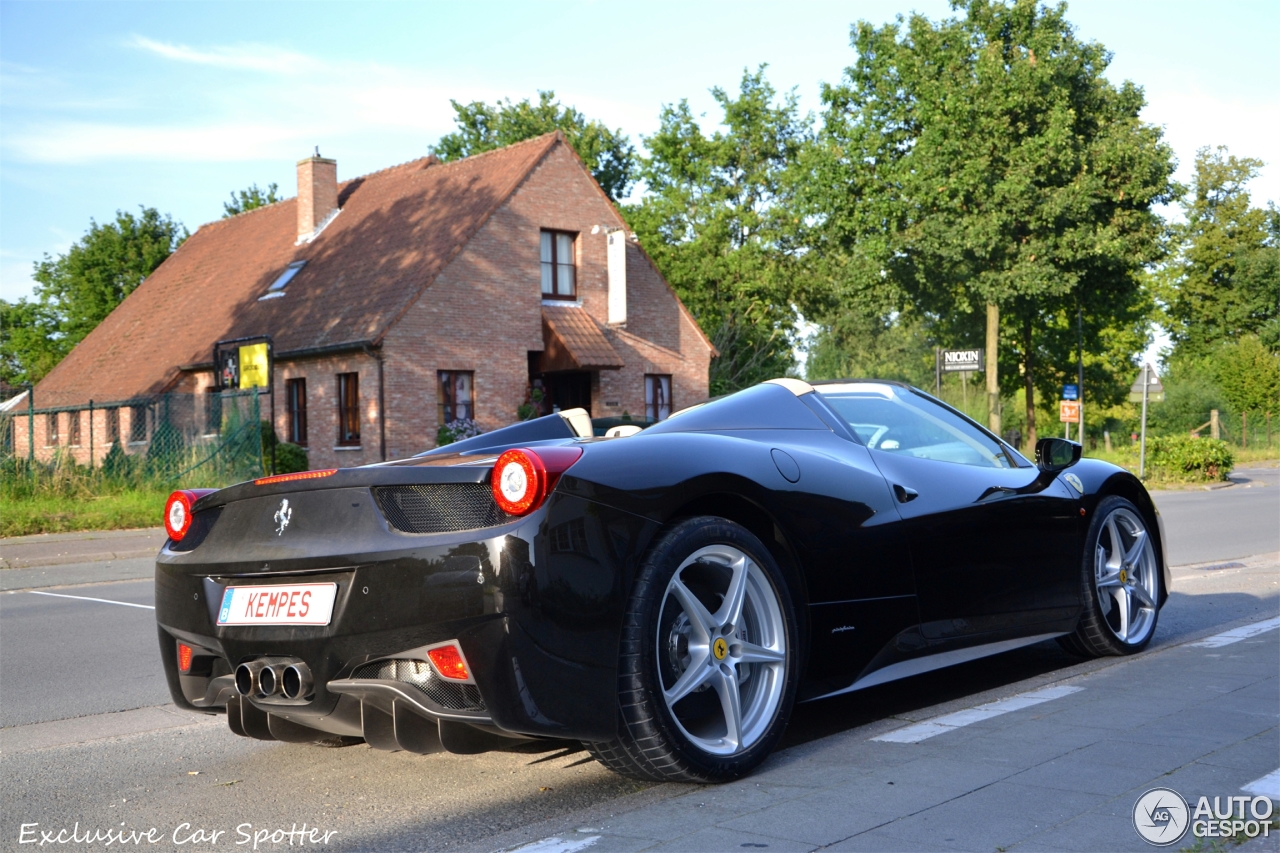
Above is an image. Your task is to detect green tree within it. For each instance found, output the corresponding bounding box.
[431,91,636,201]
[1164,147,1280,356]
[223,182,281,217]
[807,0,1176,444]
[0,207,186,385]
[627,67,813,395]
[1214,335,1279,415]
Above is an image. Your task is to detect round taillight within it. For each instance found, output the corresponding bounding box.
[492,449,544,515]
[164,491,195,541]
[490,446,584,516]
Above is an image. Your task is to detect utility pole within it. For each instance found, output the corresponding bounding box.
[986,303,1000,433]
[1139,363,1150,479]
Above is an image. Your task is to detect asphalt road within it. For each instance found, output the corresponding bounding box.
[0,470,1277,851]
[1153,466,1279,564]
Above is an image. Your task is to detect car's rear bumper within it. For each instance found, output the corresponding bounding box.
[155,490,659,747]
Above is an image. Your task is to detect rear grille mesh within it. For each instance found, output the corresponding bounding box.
[373,483,514,534]
[352,659,486,712]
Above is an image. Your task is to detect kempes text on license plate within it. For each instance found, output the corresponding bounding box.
[217,583,337,626]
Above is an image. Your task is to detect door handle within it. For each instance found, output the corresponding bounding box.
[893,484,919,503]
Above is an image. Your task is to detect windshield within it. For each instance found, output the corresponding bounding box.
[815,383,1018,469]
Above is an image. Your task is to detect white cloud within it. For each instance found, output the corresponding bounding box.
[127,35,322,76]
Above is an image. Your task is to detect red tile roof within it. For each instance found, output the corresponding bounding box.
[540,305,624,370]
[33,134,563,408]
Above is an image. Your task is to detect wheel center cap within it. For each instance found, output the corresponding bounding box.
[1119,569,1128,585]
[712,637,729,661]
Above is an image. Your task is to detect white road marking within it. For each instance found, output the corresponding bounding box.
[24,590,155,610]
[873,685,1084,744]
[1191,616,1280,648]
[1243,769,1280,799]
[499,837,600,853]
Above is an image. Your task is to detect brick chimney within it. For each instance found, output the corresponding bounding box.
[297,149,337,241]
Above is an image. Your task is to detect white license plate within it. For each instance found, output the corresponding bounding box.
[216,583,337,626]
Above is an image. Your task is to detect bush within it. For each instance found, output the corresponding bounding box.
[273,441,309,474]
[1145,435,1234,481]
[436,418,482,447]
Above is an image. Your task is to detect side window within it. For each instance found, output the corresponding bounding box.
[337,373,360,445]
[438,370,475,425]
[818,385,1014,469]
[645,374,672,421]
[286,378,308,446]
[540,230,576,299]
[129,406,148,443]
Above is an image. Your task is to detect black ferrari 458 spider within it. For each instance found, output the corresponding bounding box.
[156,378,1168,782]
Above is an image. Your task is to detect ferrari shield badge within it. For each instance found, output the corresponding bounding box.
[1065,473,1084,494]
[273,499,293,536]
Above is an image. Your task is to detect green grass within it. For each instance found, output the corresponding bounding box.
[2,488,170,537]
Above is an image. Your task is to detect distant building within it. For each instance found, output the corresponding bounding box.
[16,133,713,468]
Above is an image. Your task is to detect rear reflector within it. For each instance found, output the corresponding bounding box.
[427,644,471,681]
[254,468,337,486]
[177,643,194,674]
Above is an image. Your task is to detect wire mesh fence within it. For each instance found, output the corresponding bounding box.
[0,390,267,497]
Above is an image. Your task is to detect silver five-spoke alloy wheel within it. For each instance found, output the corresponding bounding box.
[657,545,788,756]
[1094,506,1159,645]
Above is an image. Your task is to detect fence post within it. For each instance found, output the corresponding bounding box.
[88,399,94,468]
[1210,409,1220,440]
[1242,412,1247,449]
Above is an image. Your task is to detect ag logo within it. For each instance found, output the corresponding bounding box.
[1133,787,1189,845]
[273,498,293,536]
[712,637,728,661]
[1065,473,1084,494]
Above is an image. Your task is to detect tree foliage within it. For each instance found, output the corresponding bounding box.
[223,182,281,218]
[627,67,812,395]
[1214,335,1279,414]
[804,0,1176,443]
[0,207,186,385]
[1163,147,1280,356]
[431,91,637,201]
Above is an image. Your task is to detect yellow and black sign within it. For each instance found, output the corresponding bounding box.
[238,342,270,390]
[213,337,272,392]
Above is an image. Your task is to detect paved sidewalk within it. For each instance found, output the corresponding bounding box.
[483,611,1280,853]
[0,527,164,569]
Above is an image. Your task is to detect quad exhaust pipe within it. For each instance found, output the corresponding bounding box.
[235,657,312,699]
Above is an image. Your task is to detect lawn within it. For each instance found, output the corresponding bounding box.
[2,489,171,538]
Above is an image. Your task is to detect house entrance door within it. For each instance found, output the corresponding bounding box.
[536,371,592,416]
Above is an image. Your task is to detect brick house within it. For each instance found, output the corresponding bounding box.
[16,133,713,469]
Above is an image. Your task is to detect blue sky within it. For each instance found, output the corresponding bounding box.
[2,0,1277,311]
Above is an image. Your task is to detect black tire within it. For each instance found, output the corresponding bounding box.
[1059,496,1162,657]
[586,516,800,783]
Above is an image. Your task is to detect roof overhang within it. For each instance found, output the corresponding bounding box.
[535,306,624,373]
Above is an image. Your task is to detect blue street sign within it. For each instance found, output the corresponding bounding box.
[1063,384,1079,401]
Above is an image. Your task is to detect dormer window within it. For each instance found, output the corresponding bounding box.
[260,260,306,300]
[540,230,576,300]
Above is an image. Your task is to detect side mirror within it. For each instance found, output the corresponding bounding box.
[1035,438,1082,473]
